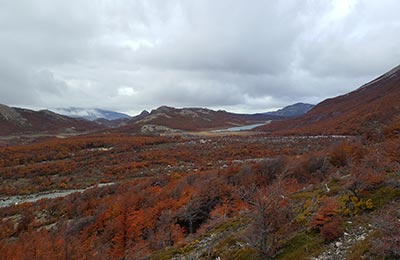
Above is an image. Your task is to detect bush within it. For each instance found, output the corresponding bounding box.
[329,141,366,167]
[311,197,340,229]
[339,195,373,216]
[320,219,343,242]
[371,207,400,258]
[311,197,344,242]
[251,157,286,185]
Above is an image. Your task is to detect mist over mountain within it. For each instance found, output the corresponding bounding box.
[51,108,131,121]
[0,104,99,136]
[1,1,399,259]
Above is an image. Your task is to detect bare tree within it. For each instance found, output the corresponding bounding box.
[238,180,292,258]
[176,198,208,234]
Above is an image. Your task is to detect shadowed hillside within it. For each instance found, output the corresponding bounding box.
[259,65,400,138]
[117,106,281,133]
[0,104,100,136]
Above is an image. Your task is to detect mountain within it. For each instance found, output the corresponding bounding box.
[0,104,100,136]
[92,110,149,128]
[130,110,150,121]
[264,102,314,117]
[259,65,400,136]
[117,106,281,133]
[51,108,131,121]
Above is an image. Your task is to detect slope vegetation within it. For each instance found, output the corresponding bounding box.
[260,65,400,137]
[0,104,100,136]
[118,106,280,133]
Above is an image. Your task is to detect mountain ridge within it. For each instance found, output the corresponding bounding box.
[258,64,400,137]
[0,104,100,136]
[51,107,131,121]
[0,102,315,136]
[116,106,283,133]
[263,102,314,118]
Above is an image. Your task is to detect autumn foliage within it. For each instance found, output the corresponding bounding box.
[308,197,342,242]
[0,130,399,259]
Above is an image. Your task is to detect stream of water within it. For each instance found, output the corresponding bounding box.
[212,121,270,132]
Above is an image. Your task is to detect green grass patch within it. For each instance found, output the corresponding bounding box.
[226,248,258,260]
[346,230,384,260]
[275,231,324,260]
[151,217,248,260]
[290,189,321,200]
[150,248,182,260]
[211,217,247,234]
[367,185,400,209]
[326,179,343,195]
[206,234,258,260]
[347,235,373,260]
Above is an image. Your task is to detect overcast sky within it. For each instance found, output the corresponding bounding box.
[0,0,399,115]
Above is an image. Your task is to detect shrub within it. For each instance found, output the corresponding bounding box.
[320,219,343,242]
[251,157,286,185]
[311,197,340,229]
[339,195,373,216]
[329,141,366,167]
[371,207,400,258]
[311,197,343,242]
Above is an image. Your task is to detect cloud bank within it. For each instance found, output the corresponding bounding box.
[0,0,399,114]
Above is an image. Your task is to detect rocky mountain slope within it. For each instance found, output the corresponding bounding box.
[0,104,100,136]
[117,106,281,133]
[263,102,314,118]
[259,65,400,137]
[51,107,131,121]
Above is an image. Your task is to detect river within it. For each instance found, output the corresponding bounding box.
[212,121,270,132]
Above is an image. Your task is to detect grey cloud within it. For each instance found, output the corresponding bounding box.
[0,0,399,115]
[131,1,305,75]
[297,0,400,78]
[0,62,36,105]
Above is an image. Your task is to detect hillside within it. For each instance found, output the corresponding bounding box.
[263,102,314,118]
[0,131,398,259]
[259,65,400,137]
[117,106,281,133]
[51,107,131,121]
[1,70,399,259]
[0,104,100,136]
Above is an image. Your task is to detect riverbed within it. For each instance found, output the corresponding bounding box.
[212,121,270,132]
[0,182,115,208]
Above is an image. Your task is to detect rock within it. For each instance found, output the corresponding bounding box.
[312,225,374,260]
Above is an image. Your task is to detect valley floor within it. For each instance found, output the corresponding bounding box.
[0,131,399,259]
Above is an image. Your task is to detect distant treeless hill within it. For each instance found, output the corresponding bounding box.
[51,107,131,121]
[0,102,313,136]
[258,65,400,138]
[0,104,100,136]
[262,102,314,118]
[116,106,282,133]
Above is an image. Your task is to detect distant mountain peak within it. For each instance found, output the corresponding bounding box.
[51,107,131,121]
[259,64,400,135]
[265,102,315,118]
[139,110,150,116]
[116,105,280,133]
[0,104,99,136]
[151,106,176,114]
[0,104,27,124]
